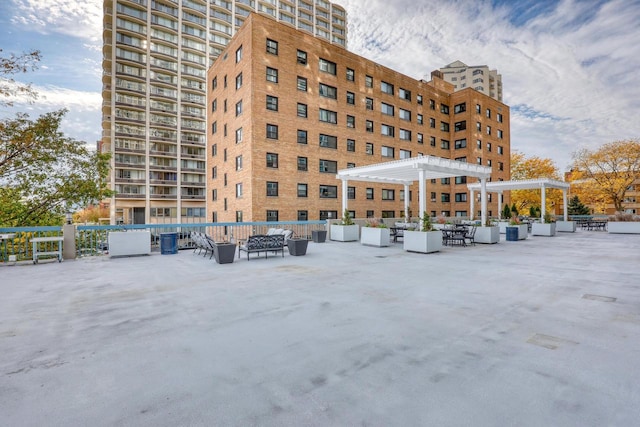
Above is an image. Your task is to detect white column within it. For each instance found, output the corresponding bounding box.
[341,179,348,217]
[404,183,410,220]
[563,189,568,220]
[469,189,475,220]
[498,192,504,219]
[419,170,426,230]
[540,185,546,221]
[480,178,488,226]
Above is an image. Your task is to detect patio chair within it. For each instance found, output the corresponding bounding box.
[464,225,477,246]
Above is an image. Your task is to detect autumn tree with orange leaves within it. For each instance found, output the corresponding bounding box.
[509,151,563,214]
[570,139,640,213]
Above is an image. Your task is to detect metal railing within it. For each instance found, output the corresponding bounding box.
[0,226,63,263]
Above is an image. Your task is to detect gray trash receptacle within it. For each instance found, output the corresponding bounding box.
[506,227,518,241]
[160,232,178,254]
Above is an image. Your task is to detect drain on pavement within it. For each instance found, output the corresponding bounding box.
[375,255,387,258]
[582,294,617,303]
[527,333,579,350]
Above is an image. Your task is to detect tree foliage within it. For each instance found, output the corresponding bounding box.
[1,50,112,226]
[567,195,591,216]
[0,49,41,106]
[570,139,640,213]
[510,151,563,214]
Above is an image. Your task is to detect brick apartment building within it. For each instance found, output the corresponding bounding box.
[207,13,511,222]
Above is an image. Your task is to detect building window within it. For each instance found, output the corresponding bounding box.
[399,129,411,141]
[366,188,374,199]
[297,103,307,118]
[486,125,492,135]
[319,108,337,124]
[319,134,337,149]
[382,189,395,200]
[346,139,355,152]
[455,176,467,184]
[266,152,278,168]
[297,76,308,91]
[497,113,503,123]
[476,104,481,113]
[235,72,243,89]
[455,193,467,202]
[212,76,217,89]
[297,49,307,65]
[417,133,424,144]
[366,142,374,155]
[266,210,278,222]
[430,118,436,128]
[319,83,337,99]
[297,183,308,197]
[440,104,449,114]
[366,120,373,133]
[498,162,504,171]
[498,146,504,155]
[441,193,450,202]
[212,166,217,179]
[454,138,467,149]
[292,129,306,145]
[497,129,503,139]
[297,210,308,221]
[477,157,482,164]
[211,121,217,134]
[319,210,338,220]
[211,144,217,157]
[440,122,450,132]
[235,155,243,171]
[319,185,337,198]
[346,91,355,105]
[346,68,355,81]
[266,124,278,139]
[477,139,482,149]
[319,58,336,75]
[266,67,278,83]
[381,124,395,137]
[347,186,355,199]
[365,97,373,110]
[454,121,466,131]
[381,81,394,94]
[365,75,373,88]
[235,45,242,62]
[319,159,337,173]
[430,136,436,147]
[266,38,278,55]
[381,146,394,158]
[487,142,492,152]
[486,108,491,118]
[212,99,217,112]
[399,88,411,101]
[234,210,242,222]
[399,109,411,121]
[399,149,411,160]
[266,181,278,196]
[347,162,355,168]
[441,139,450,149]
[235,100,243,116]
[454,102,466,113]
[266,95,278,111]
[346,115,355,128]
[235,127,243,143]
[476,122,482,131]
[381,102,394,116]
[441,177,450,184]
[212,188,217,201]
[297,156,308,171]
[235,183,243,198]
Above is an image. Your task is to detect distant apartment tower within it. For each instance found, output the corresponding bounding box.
[436,60,503,102]
[207,13,511,222]
[102,0,347,224]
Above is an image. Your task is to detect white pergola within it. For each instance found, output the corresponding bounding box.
[467,178,571,221]
[336,156,492,229]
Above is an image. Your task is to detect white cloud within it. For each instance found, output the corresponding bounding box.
[10,0,102,42]
[341,0,640,171]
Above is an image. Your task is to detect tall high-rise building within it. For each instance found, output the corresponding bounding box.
[102,0,347,224]
[207,14,511,222]
[436,60,503,102]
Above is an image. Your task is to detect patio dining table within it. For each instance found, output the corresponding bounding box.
[441,225,468,246]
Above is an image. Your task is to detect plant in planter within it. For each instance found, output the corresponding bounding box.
[330,209,359,241]
[361,218,390,247]
[608,211,640,234]
[404,212,442,253]
[532,212,557,236]
[502,204,512,220]
[506,214,528,240]
[475,217,500,244]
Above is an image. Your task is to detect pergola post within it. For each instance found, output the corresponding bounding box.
[563,189,568,220]
[498,192,504,219]
[540,184,546,222]
[480,178,487,226]
[469,189,475,220]
[403,183,410,221]
[418,169,426,230]
[341,178,348,217]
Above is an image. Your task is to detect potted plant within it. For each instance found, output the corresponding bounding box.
[474,218,500,244]
[498,204,512,234]
[532,212,557,236]
[506,215,528,241]
[432,214,448,230]
[404,212,442,253]
[330,209,359,242]
[360,218,390,247]
[608,211,640,234]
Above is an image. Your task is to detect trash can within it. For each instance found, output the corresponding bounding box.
[160,232,178,254]
[312,230,327,243]
[506,227,518,241]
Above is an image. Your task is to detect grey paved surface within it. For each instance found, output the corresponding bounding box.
[1,230,639,426]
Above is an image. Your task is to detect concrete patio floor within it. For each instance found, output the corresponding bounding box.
[1,230,639,426]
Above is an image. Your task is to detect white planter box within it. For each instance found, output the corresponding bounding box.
[532,222,557,236]
[608,222,640,234]
[474,226,500,244]
[403,230,442,253]
[498,221,510,234]
[556,221,576,232]
[108,231,151,257]
[330,224,359,242]
[360,227,390,247]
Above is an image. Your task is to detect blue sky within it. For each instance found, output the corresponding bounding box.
[1,0,639,170]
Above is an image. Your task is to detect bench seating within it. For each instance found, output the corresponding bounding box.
[238,235,285,260]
